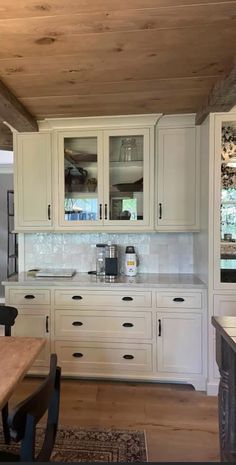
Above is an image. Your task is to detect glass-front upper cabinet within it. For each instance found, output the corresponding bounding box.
[57,126,154,230]
[58,130,103,227]
[103,129,151,228]
[218,119,236,283]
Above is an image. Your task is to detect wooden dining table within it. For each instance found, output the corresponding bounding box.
[0,336,46,409]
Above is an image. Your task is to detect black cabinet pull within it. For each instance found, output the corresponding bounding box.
[24,294,35,299]
[173,297,185,302]
[104,203,108,220]
[158,319,161,336]
[99,203,102,220]
[122,322,134,328]
[123,354,134,360]
[72,352,83,358]
[159,203,162,219]
[48,204,51,220]
[122,296,133,301]
[72,321,83,326]
[72,295,83,300]
[46,316,49,333]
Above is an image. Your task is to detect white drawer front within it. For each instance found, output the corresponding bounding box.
[55,310,152,340]
[8,288,51,306]
[55,341,153,374]
[54,290,152,308]
[156,291,202,309]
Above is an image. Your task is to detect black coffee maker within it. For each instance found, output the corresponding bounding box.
[105,244,118,278]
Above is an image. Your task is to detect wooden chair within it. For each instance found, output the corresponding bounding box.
[0,353,61,462]
[0,305,18,444]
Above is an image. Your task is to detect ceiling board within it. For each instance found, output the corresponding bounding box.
[0,4,235,36]
[0,0,235,19]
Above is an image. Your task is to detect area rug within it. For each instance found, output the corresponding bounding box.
[0,426,147,462]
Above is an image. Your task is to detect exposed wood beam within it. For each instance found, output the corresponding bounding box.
[0,123,13,151]
[196,63,236,125]
[0,79,38,131]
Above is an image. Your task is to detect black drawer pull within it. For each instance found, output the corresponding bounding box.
[72,295,83,300]
[72,321,83,326]
[24,294,35,299]
[123,354,134,360]
[122,322,134,328]
[173,297,185,302]
[122,296,133,301]
[72,352,83,358]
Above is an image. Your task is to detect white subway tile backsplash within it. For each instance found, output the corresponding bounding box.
[24,232,193,274]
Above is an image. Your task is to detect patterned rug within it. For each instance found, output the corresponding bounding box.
[0,426,147,462]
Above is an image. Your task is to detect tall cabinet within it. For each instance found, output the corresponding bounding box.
[197,111,236,394]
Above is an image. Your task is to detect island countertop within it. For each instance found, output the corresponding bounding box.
[2,272,206,289]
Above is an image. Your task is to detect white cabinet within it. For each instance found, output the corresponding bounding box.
[156,121,199,231]
[57,123,155,231]
[12,307,51,370]
[156,312,203,375]
[14,133,52,230]
[5,286,51,372]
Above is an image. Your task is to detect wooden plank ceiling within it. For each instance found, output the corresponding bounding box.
[0,0,236,120]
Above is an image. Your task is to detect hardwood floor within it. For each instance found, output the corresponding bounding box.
[8,378,219,462]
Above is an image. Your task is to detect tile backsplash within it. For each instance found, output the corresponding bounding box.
[24,232,193,274]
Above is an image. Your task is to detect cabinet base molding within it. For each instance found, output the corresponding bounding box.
[207,380,219,396]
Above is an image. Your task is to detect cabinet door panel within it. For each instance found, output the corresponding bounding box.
[15,133,52,228]
[157,312,202,374]
[213,294,236,316]
[157,127,198,230]
[12,309,50,367]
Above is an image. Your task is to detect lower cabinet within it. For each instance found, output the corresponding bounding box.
[5,285,207,390]
[12,307,51,371]
[156,312,202,375]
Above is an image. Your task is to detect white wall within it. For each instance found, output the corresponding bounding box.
[0,151,13,164]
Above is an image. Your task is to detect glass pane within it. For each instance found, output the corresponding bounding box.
[64,137,98,221]
[220,122,236,282]
[109,135,144,221]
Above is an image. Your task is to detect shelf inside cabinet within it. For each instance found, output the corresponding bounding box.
[110,161,143,168]
[65,191,98,198]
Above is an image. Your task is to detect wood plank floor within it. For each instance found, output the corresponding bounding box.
[8,378,219,462]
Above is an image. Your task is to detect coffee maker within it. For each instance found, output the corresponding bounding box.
[105,244,118,279]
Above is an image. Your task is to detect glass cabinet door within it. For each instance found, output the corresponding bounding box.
[104,129,150,226]
[219,120,236,282]
[58,131,102,226]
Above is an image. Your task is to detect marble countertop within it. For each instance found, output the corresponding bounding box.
[2,272,206,289]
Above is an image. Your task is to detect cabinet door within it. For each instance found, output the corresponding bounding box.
[156,127,199,231]
[103,128,153,229]
[12,308,50,367]
[15,133,52,229]
[58,130,103,228]
[157,312,202,374]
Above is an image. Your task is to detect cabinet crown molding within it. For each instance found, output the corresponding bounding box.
[157,114,197,128]
[38,114,162,131]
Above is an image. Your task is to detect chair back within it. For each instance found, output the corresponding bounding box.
[8,353,61,462]
[0,305,18,336]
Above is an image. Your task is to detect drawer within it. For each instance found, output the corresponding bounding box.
[156,291,202,309]
[55,310,152,340]
[54,290,152,308]
[55,341,153,373]
[8,288,51,306]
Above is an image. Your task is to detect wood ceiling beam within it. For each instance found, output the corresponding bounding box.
[0,79,38,131]
[196,64,236,125]
[0,123,13,151]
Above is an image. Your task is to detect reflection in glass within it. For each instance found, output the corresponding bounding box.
[109,135,144,221]
[64,137,98,221]
[220,122,236,282]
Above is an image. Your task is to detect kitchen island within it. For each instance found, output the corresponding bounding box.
[212,316,236,462]
[2,273,207,390]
